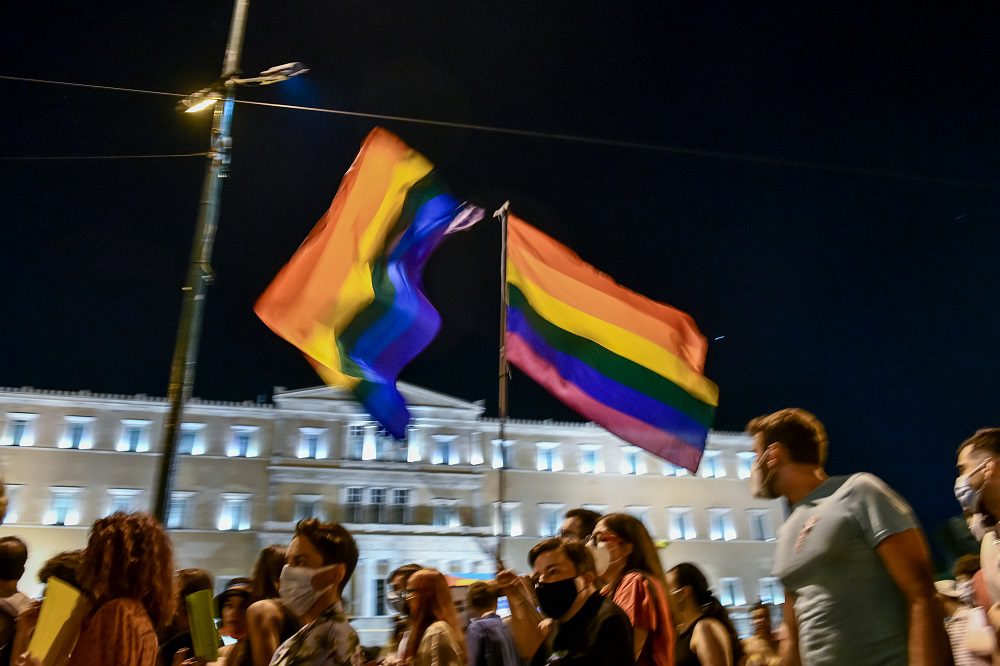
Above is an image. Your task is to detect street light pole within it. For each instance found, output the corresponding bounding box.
[153,0,250,522]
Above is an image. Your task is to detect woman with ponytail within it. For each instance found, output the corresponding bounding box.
[666,563,743,666]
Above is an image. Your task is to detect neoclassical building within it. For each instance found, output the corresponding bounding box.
[0,383,782,641]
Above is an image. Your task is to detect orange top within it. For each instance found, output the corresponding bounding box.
[68,598,157,666]
[612,571,675,666]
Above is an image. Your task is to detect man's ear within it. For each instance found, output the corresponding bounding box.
[578,570,596,590]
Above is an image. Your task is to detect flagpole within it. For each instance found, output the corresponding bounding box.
[152,0,250,522]
[494,201,511,564]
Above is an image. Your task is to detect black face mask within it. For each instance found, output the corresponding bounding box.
[535,577,579,619]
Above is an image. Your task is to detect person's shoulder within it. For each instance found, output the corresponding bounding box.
[248,597,284,622]
[841,472,911,506]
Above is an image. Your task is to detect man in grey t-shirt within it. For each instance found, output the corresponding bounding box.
[747,408,951,666]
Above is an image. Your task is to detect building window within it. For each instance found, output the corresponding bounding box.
[668,507,696,540]
[389,488,411,523]
[492,440,513,469]
[61,416,95,450]
[625,505,652,531]
[538,504,565,537]
[345,487,364,522]
[228,426,259,457]
[348,424,366,460]
[469,433,484,465]
[432,499,460,528]
[662,462,689,477]
[432,435,459,465]
[167,492,194,529]
[3,485,22,524]
[118,420,151,453]
[535,443,562,472]
[494,502,522,537]
[699,450,724,478]
[368,488,387,523]
[298,428,328,459]
[746,509,774,541]
[621,446,647,475]
[758,577,784,605]
[43,487,83,526]
[178,423,206,455]
[708,508,737,541]
[718,577,746,607]
[107,488,142,515]
[373,579,387,616]
[3,413,37,447]
[737,452,756,480]
[218,493,252,531]
[375,426,407,461]
[294,495,323,522]
[579,446,604,474]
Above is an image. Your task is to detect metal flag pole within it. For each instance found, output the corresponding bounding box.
[153,0,250,522]
[495,201,511,562]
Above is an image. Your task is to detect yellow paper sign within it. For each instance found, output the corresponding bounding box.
[186,588,220,661]
[26,576,91,666]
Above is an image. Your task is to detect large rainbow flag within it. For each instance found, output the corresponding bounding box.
[505,215,718,471]
[255,128,483,438]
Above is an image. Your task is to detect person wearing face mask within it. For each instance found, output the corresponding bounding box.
[748,408,951,666]
[590,513,674,666]
[267,518,362,666]
[497,538,632,665]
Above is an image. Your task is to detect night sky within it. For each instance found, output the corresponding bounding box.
[2,3,998,545]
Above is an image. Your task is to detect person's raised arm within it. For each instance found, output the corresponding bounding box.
[495,569,544,660]
[875,528,954,666]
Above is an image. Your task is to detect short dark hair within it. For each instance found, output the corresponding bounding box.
[389,563,423,586]
[0,536,27,580]
[747,408,827,465]
[38,549,84,588]
[177,567,213,599]
[466,581,500,612]
[957,429,1000,458]
[528,538,595,576]
[953,554,981,580]
[294,519,358,592]
[563,508,601,540]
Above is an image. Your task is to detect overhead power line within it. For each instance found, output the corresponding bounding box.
[1,74,997,190]
[0,152,209,161]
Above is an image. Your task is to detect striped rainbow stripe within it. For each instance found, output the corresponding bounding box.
[505,215,718,471]
[255,128,482,438]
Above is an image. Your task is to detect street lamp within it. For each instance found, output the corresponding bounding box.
[153,0,306,523]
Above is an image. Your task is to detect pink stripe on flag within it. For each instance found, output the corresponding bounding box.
[507,332,703,471]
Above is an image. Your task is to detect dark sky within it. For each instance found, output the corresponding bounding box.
[2,3,997,539]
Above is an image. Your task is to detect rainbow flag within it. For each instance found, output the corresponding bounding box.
[505,216,718,471]
[255,128,483,438]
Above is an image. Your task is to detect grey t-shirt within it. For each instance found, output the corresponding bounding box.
[772,473,918,666]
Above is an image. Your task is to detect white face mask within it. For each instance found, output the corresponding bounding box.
[955,460,990,514]
[585,539,612,576]
[279,564,338,618]
[749,454,777,499]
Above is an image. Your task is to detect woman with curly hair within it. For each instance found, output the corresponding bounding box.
[401,569,465,666]
[22,512,177,666]
[591,513,675,666]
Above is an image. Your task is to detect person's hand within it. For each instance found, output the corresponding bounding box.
[496,568,521,595]
[14,652,41,666]
[173,647,209,666]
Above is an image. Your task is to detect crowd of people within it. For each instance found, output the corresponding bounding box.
[0,409,996,665]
